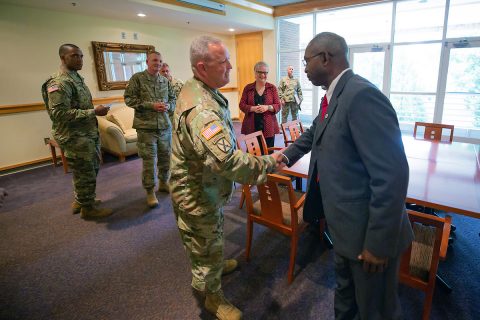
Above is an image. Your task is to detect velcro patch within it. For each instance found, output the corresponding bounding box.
[216,137,232,153]
[47,86,59,93]
[201,123,222,141]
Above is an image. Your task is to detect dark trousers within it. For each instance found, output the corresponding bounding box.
[258,136,275,155]
[334,252,402,320]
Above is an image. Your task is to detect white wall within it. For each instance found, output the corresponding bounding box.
[0,4,245,168]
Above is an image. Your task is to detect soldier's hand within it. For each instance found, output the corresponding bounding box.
[153,102,168,112]
[271,152,286,171]
[280,99,285,106]
[95,104,110,116]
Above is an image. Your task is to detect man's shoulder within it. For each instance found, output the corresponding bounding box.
[43,71,73,93]
[131,70,144,78]
[177,78,213,109]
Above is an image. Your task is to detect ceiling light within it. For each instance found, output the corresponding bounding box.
[228,28,235,32]
[137,13,146,17]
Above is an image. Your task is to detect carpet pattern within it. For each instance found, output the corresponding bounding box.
[0,154,478,320]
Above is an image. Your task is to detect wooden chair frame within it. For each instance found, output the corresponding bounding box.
[281,120,304,147]
[399,209,452,320]
[48,139,68,174]
[414,122,454,143]
[243,173,313,284]
[237,131,283,209]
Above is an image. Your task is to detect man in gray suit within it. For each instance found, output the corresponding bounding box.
[278,32,413,319]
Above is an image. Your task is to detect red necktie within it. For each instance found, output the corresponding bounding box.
[320,94,329,121]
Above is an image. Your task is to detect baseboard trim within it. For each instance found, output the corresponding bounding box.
[0,156,58,172]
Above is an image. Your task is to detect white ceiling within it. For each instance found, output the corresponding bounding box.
[0,0,294,34]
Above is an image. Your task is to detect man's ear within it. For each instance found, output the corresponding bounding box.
[196,61,207,76]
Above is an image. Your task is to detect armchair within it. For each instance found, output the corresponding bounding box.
[97,104,138,162]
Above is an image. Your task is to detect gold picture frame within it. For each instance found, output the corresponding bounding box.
[92,41,155,91]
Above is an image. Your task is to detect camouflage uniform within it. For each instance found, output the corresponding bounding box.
[169,77,184,124]
[170,77,184,99]
[278,75,303,123]
[124,70,176,190]
[42,68,100,207]
[170,77,276,293]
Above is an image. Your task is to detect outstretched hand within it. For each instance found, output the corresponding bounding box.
[358,249,388,273]
[270,152,287,172]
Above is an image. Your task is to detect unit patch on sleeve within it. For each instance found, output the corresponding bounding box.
[216,137,232,153]
[201,123,222,141]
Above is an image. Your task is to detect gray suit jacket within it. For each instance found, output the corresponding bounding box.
[283,70,413,260]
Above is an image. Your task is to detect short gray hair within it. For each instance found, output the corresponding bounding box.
[254,61,269,72]
[190,36,223,67]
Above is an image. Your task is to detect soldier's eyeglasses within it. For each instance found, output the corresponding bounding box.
[255,71,269,75]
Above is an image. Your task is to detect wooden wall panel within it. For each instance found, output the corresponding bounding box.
[235,32,264,121]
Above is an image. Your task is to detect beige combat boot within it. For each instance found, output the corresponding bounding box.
[205,290,242,320]
[80,206,113,220]
[222,259,238,276]
[72,199,101,214]
[157,180,170,193]
[146,189,159,207]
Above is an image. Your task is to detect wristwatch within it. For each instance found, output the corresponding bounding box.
[268,105,273,112]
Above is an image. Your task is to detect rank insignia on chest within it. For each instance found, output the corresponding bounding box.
[216,137,231,153]
[48,85,59,93]
[201,123,222,140]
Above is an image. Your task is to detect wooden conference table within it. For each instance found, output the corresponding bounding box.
[281,136,480,219]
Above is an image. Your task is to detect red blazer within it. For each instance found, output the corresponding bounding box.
[239,81,280,138]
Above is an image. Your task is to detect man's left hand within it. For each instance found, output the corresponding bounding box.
[358,249,388,273]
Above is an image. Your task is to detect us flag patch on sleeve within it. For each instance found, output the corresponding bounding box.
[47,86,59,93]
[201,123,222,140]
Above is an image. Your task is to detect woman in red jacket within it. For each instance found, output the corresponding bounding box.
[239,61,281,150]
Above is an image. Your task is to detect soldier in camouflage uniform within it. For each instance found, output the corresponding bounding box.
[41,44,113,219]
[170,36,284,320]
[124,51,176,208]
[160,63,184,98]
[278,65,303,123]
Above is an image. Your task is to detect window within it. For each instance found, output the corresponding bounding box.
[278,14,314,125]
[442,42,480,138]
[104,52,146,82]
[276,0,480,142]
[315,3,392,45]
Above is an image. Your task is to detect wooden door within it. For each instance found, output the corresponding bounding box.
[235,32,263,121]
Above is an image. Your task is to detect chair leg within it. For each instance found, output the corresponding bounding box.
[422,288,434,320]
[245,220,253,262]
[288,234,298,284]
[239,190,245,209]
[60,149,68,174]
[49,143,57,167]
[119,154,125,162]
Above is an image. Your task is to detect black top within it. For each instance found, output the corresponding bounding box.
[254,90,265,132]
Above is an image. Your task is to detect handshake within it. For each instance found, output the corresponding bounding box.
[270,151,288,172]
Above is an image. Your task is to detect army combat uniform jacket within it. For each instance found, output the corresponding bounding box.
[41,69,98,158]
[278,76,303,104]
[170,78,276,224]
[170,77,184,99]
[124,70,176,130]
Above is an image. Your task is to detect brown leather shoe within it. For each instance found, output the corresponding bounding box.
[205,290,242,320]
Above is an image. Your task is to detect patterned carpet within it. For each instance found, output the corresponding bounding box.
[0,151,478,319]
